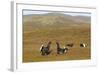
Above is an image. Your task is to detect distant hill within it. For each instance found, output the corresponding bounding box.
[23,13,91,28]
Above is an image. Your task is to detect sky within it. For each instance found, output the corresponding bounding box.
[23,10,91,16]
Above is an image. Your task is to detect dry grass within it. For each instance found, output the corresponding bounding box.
[23,24,91,63]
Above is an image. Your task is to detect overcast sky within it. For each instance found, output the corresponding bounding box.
[23,10,91,16]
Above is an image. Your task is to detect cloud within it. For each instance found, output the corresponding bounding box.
[23,10,91,16]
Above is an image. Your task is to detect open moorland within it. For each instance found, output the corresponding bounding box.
[23,13,91,62]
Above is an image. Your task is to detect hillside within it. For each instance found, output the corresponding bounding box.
[23,13,91,28]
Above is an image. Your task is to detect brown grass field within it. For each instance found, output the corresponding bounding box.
[23,13,91,63]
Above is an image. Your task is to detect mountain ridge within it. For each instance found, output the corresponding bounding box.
[23,13,91,27]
